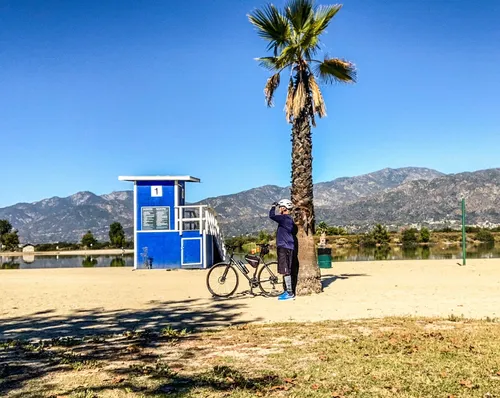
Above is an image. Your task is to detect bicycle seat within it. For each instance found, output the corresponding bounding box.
[257,243,269,247]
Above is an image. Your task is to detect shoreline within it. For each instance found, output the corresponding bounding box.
[1,249,134,257]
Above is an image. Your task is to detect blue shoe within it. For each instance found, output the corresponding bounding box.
[278,292,295,301]
[277,291,288,300]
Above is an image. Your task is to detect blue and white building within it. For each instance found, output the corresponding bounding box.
[118,175,225,269]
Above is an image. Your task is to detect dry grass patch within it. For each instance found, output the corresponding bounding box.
[1,317,500,397]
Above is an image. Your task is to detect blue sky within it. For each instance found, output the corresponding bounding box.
[1,0,499,207]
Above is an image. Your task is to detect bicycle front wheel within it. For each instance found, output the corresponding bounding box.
[258,261,284,297]
[206,263,239,298]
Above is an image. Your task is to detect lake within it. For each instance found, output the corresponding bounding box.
[237,242,500,262]
[1,243,499,269]
[0,254,134,269]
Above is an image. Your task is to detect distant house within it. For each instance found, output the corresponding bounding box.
[22,244,35,253]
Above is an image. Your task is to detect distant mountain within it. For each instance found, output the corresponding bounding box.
[0,191,133,243]
[197,167,445,234]
[1,167,500,243]
[318,168,500,231]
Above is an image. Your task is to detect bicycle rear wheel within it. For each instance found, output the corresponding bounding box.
[206,262,239,298]
[258,261,284,297]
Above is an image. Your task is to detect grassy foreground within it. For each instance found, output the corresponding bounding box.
[1,317,500,397]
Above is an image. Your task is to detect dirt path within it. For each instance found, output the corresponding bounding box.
[1,258,499,340]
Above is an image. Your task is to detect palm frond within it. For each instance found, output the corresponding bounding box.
[285,0,315,33]
[308,74,326,117]
[300,5,341,58]
[264,73,281,107]
[256,57,280,71]
[313,4,342,36]
[315,57,357,84]
[301,35,320,59]
[248,5,290,54]
[285,78,294,122]
[275,44,301,69]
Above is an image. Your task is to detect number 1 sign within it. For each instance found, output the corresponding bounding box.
[151,186,163,197]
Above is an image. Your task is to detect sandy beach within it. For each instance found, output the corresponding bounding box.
[1,258,499,340]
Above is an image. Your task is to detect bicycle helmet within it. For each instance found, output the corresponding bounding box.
[277,199,293,210]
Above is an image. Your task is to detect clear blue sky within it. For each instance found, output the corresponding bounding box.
[1,0,499,207]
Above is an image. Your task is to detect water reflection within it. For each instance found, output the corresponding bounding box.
[233,243,500,263]
[331,243,500,261]
[1,261,20,269]
[1,243,500,269]
[0,254,134,269]
[82,256,98,267]
[110,257,126,267]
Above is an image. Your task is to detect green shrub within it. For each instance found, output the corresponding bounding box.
[359,224,389,246]
[420,227,431,243]
[476,229,494,243]
[401,228,418,246]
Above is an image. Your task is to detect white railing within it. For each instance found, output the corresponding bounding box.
[175,205,226,260]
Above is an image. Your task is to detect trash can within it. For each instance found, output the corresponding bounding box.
[317,247,332,269]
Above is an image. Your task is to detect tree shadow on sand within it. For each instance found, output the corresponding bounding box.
[321,273,370,289]
[0,297,256,341]
[0,297,261,396]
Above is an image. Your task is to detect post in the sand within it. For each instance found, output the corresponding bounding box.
[461,197,466,266]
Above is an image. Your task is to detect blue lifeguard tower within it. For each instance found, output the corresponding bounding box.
[118,175,226,269]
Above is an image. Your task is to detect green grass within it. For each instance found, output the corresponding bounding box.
[2,318,500,397]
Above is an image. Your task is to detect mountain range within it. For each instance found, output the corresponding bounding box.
[1,167,499,243]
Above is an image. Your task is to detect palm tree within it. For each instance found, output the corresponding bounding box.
[249,0,356,295]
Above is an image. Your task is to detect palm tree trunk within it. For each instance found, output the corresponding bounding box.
[291,113,322,295]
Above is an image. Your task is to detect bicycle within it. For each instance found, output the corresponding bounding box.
[206,243,284,298]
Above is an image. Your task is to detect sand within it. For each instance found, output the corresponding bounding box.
[1,258,499,340]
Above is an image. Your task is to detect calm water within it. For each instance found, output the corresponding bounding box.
[236,242,500,262]
[330,242,500,262]
[0,254,134,269]
[1,244,499,269]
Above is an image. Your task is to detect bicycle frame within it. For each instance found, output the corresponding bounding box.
[226,250,260,283]
[226,244,277,286]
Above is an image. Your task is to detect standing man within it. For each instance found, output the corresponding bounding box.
[269,199,296,301]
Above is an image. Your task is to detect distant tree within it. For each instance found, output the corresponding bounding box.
[316,221,329,234]
[437,226,458,233]
[1,231,20,251]
[0,219,13,236]
[81,231,97,248]
[359,224,390,246]
[401,228,418,246]
[257,230,272,244]
[420,227,431,243]
[476,229,494,243]
[316,222,347,236]
[327,226,347,236]
[109,222,126,248]
[371,224,390,245]
[358,233,376,247]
